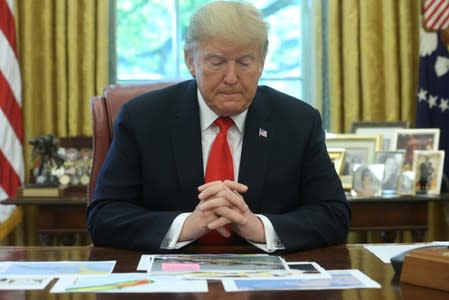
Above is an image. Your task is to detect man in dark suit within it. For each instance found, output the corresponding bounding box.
[87,1,350,253]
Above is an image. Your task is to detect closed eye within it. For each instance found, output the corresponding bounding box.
[207,56,225,67]
[237,56,255,68]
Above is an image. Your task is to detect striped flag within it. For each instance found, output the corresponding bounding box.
[423,0,449,30]
[0,0,24,227]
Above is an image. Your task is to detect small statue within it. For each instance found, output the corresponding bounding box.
[29,134,64,185]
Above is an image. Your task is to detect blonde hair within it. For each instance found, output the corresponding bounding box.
[184,1,269,58]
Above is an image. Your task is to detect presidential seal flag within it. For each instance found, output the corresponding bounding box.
[416,6,449,182]
[0,0,24,238]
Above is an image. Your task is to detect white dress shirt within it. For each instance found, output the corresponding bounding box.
[161,90,285,252]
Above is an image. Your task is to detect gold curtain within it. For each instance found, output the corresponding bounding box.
[12,0,109,245]
[16,0,109,173]
[328,0,420,133]
[312,0,324,114]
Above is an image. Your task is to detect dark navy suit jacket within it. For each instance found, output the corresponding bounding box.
[87,80,351,252]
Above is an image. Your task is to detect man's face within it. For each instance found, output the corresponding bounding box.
[185,38,265,116]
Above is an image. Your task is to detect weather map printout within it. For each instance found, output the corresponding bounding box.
[0,261,116,277]
[142,254,288,273]
[51,273,208,293]
[222,269,381,292]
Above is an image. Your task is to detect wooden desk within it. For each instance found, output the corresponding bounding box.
[0,244,448,299]
[348,193,449,242]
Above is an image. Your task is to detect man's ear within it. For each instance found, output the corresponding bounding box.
[184,50,195,77]
[258,61,265,77]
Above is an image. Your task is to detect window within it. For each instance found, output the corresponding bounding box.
[115,0,313,103]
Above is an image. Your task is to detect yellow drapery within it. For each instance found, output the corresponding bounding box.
[16,0,109,168]
[327,0,448,242]
[328,0,420,133]
[312,0,324,114]
[11,0,109,245]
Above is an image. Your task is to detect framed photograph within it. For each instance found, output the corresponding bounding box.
[412,150,445,195]
[351,120,409,132]
[392,128,440,168]
[351,164,384,197]
[351,121,409,151]
[327,148,346,175]
[398,171,415,195]
[375,151,406,195]
[325,134,383,189]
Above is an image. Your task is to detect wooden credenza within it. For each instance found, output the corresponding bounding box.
[3,193,449,245]
[348,193,449,242]
[3,192,87,246]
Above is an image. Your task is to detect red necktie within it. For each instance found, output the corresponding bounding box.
[199,116,234,244]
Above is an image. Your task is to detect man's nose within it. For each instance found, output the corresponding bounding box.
[223,62,238,85]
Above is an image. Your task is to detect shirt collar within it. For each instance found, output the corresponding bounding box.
[197,89,247,133]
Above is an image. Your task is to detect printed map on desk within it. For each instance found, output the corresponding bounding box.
[142,254,288,273]
[149,269,331,281]
[222,269,381,292]
[0,261,116,277]
[51,273,208,293]
[162,261,332,280]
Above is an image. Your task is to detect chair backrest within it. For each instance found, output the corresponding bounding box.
[88,82,177,204]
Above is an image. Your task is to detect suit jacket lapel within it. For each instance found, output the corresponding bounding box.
[170,81,204,204]
[239,90,272,210]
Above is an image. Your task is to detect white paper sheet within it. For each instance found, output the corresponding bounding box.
[50,273,208,293]
[363,241,449,263]
[0,261,116,277]
[0,276,53,290]
[222,269,381,292]
[137,255,153,271]
[151,269,331,281]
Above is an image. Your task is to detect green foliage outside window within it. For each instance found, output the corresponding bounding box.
[116,0,303,99]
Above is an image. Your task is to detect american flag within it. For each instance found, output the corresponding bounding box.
[423,0,449,30]
[0,0,24,223]
[258,128,267,138]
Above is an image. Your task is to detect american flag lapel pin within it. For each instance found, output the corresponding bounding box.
[259,128,268,138]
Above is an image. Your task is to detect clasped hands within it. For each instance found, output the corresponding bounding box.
[179,180,265,243]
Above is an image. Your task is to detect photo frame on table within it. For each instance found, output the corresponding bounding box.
[351,120,409,132]
[327,148,346,176]
[391,128,440,168]
[412,150,445,195]
[351,164,384,197]
[325,134,383,189]
[398,171,415,195]
[374,151,406,195]
[351,121,409,151]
